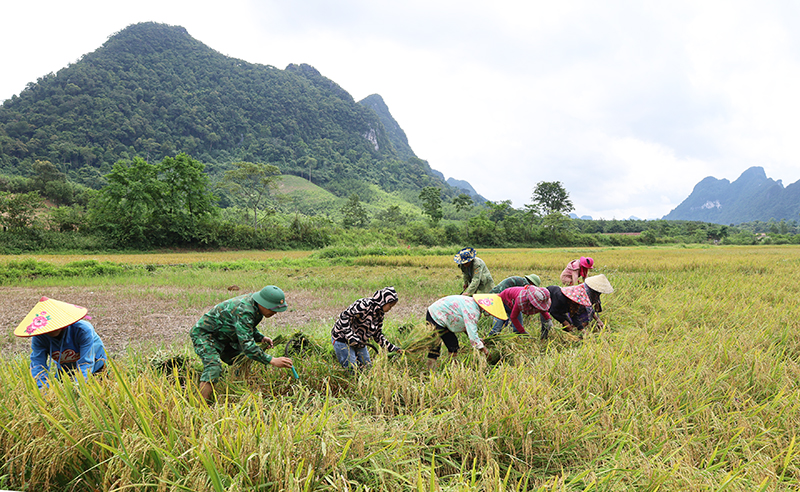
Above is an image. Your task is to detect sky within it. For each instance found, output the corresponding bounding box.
[3,1,800,219]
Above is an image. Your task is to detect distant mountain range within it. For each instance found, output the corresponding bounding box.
[663,166,800,224]
[0,22,486,203]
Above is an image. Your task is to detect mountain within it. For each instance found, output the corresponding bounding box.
[446,177,487,203]
[358,94,415,161]
[0,21,472,199]
[663,166,800,224]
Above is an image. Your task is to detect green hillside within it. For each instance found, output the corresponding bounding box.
[275,174,424,219]
[0,22,453,199]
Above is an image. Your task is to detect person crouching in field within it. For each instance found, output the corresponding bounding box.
[14,296,107,388]
[546,274,613,336]
[488,273,542,335]
[190,285,293,402]
[331,287,402,371]
[425,294,507,369]
[560,256,594,286]
[489,285,554,339]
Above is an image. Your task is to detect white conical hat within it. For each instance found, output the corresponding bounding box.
[584,274,614,294]
[14,297,88,337]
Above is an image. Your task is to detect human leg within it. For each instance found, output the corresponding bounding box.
[489,317,507,336]
[333,340,358,369]
[192,334,224,402]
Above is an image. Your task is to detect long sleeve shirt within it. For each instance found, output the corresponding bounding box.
[498,287,552,333]
[30,320,106,388]
[190,293,273,365]
[331,287,399,351]
[427,295,485,350]
[461,257,494,295]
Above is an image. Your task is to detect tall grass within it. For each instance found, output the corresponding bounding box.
[0,245,798,490]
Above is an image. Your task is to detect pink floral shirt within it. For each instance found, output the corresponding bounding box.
[427,295,484,350]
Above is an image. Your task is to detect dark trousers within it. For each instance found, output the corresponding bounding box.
[426,310,460,359]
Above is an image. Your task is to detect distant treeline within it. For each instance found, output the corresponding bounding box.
[2,153,797,254]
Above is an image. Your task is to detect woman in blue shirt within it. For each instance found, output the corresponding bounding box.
[15,297,107,388]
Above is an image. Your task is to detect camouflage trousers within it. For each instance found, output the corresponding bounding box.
[191,328,245,382]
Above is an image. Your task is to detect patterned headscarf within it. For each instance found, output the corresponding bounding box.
[453,247,477,265]
[517,285,551,314]
[370,286,398,307]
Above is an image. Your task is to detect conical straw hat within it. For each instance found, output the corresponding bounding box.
[584,274,613,294]
[472,294,508,320]
[14,297,88,337]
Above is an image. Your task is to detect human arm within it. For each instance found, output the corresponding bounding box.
[234,311,273,365]
[372,327,400,352]
[462,308,485,351]
[508,302,527,334]
[333,301,368,348]
[30,336,50,388]
[74,322,100,382]
[463,261,487,295]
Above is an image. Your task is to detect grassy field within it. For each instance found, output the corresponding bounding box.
[0,245,798,491]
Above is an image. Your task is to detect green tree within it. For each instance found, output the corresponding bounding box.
[87,157,166,246]
[375,205,408,227]
[452,193,473,213]
[221,161,281,230]
[530,181,574,216]
[158,153,217,240]
[419,186,443,226]
[341,193,368,228]
[87,154,217,246]
[0,191,43,230]
[486,200,514,222]
[529,181,574,232]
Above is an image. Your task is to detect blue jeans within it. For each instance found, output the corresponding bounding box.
[489,313,524,336]
[333,340,371,369]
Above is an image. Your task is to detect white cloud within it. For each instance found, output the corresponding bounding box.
[3,1,800,220]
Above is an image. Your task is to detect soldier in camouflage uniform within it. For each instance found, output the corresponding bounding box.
[191,285,293,401]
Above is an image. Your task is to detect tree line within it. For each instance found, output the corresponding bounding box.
[2,152,797,254]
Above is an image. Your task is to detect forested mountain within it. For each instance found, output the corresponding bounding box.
[358,94,415,161]
[663,166,800,224]
[0,22,461,198]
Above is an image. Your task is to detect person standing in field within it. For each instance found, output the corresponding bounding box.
[425,294,507,369]
[489,284,555,338]
[547,274,613,335]
[331,286,402,370]
[14,296,107,388]
[190,285,293,402]
[561,256,594,286]
[455,247,494,295]
[488,273,542,335]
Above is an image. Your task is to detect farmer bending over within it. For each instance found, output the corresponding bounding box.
[15,296,107,388]
[425,294,506,369]
[546,274,613,336]
[190,285,293,401]
[331,286,402,370]
[454,247,494,295]
[489,285,554,339]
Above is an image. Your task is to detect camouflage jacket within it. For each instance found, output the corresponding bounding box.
[191,293,272,364]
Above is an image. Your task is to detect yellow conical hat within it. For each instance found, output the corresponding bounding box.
[472,294,508,320]
[14,297,88,337]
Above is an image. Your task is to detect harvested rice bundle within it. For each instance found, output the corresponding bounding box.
[400,322,438,353]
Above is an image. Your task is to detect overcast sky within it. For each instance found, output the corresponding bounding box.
[3,1,800,219]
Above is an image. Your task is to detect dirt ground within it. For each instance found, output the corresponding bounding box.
[1,286,431,357]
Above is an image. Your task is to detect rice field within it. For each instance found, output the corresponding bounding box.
[0,245,798,491]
